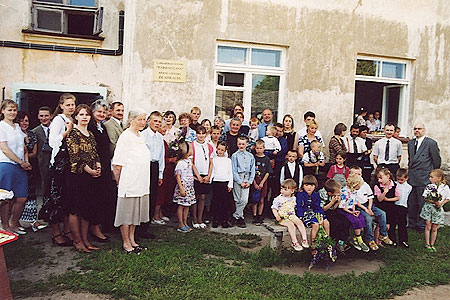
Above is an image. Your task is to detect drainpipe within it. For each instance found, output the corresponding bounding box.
[0,10,124,56]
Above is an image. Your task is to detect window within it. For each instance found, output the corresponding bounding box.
[354,56,411,134]
[31,0,103,36]
[215,43,285,121]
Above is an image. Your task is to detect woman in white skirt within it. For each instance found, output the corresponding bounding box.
[112,108,150,254]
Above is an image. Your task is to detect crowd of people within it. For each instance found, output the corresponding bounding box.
[0,96,447,256]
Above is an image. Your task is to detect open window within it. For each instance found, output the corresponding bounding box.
[215,43,285,121]
[354,56,411,135]
[31,0,103,37]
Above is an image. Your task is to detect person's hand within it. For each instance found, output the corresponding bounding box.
[158,179,163,186]
[353,211,360,217]
[435,201,441,209]
[20,161,32,170]
[367,208,374,216]
[180,188,186,197]
[273,150,278,156]
[66,119,74,131]
[227,187,232,192]
[276,216,282,222]
[241,182,247,188]
[203,175,210,183]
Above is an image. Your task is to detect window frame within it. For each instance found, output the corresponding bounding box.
[214,42,286,122]
[31,0,103,37]
[354,55,412,132]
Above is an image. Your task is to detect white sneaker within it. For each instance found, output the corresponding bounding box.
[301,239,309,248]
[199,223,207,229]
[151,219,166,225]
[192,223,200,229]
[161,216,170,222]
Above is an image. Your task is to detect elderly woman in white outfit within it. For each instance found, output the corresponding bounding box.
[112,108,150,254]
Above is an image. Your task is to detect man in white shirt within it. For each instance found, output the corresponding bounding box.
[139,111,165,236]
[372,123,402,178]
[343,124,367,167]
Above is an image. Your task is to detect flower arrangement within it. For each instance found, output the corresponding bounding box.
[167,131,185,158]
[423,184,442,204]
[308,213,337,271]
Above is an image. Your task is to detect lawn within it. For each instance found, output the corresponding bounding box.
[4,226,450,300]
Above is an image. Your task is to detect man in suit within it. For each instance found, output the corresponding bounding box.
[104,101,124,155]
[32,106,52,198]
[407,123,441,232]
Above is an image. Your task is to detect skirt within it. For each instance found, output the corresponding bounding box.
[339,210,366,230]
[20,171,37,223]
[420,202,444,225]
[114,194,150,226]
[0,162,28,198]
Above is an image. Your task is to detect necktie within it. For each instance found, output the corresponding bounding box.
[385,140,390,162]
[353,138,358,154]
[120,121,123,129]
[414,139,418,155]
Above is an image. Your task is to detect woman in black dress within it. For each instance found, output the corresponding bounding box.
[282,114,299,151]
[87,99,113,241]
[66,104,101,252]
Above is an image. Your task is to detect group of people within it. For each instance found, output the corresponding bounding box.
[0,98,446,255]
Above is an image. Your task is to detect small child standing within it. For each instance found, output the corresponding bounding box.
[231,136,255,228]
[251,139,272,225]
[326,152,350,187]
[191,126,214,229]
[338,174,368,251]
[173,141,201,233]
[420,169,450,252]
[261,125,281,159]
[272,179,309,251]
[210,142,233,228]
[296,175,329,243]
[248,117,259,144]
[393,168,412,248]
[280,150,304,190]
[373,168,399,245]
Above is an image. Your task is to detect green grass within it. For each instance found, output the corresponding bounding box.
[5,227,450,299]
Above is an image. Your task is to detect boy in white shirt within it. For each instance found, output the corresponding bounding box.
[280,150,303,191]
[350,166,394,251]
[392,168,412,248]
[211,141,233,228]
[261,125,281,159]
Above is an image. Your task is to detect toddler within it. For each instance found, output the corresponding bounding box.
[420,169,450,252]
[302,140,325,176]
[272,179,309,251]
[393,168,412,248]
[248,117,259,144]
[296,175,329,243]
[261,125,281,159]
[280,150,304,190]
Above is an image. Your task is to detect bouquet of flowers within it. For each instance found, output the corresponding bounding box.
[308,213,337,271]
[423,184,442,204]
[167,131,185,158]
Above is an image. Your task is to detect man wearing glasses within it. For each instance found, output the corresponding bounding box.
[407,123,441,232]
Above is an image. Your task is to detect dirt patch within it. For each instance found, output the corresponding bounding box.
[267,258,384,277]
[390,284,450,300]
[21,291,113,300]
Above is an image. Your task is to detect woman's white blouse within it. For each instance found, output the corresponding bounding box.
[112,129,151,198]
[49,114,70,165]
[0,121,26,163]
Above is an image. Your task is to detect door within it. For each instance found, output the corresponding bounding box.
[382,85,403,127]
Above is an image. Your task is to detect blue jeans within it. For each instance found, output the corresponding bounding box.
[358,204,387,242]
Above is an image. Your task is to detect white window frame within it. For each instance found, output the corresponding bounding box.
[214,41,286,122]
[355,55,411,133]
[31,0,102,36]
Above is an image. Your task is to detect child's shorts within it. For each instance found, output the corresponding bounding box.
[420,202,444,225]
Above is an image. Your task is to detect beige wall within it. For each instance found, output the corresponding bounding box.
[1,0,449,168]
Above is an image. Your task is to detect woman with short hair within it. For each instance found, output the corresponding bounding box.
[329,123,348,164]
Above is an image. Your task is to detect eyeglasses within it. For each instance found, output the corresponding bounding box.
[413,127,424,130]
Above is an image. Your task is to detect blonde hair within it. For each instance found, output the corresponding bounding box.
[0,99,17,121]
[430,169,446,185]
[267,125,277,136]
[346,174,363,191]
[176,141,190,162]
[281,179,297,191]
[53,93,76,117]
[306,119,318,128]
[255,139,265,147]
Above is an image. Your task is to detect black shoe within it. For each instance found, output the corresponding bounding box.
[230,218,238,226]
[252,216,259,224]
[399,241,409,248]
[237,218,246,228]
[91,234,110,243]
[212,221,219,228]
[258,215,264,223]
[221,221,230,228]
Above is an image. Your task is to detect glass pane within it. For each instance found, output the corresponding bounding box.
[217,46,247,64]
[37,0,63,3]
[251,75,279,121]
[37,9,62,31]
[356,59,378,76]
[217,72,244,87]
[215,90,244,120]
[251,49,281,67]
[382,62,405,79]
[70,0,96,6]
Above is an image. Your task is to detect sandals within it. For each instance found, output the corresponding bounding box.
[292,242,303,251]
[425,245,437,252]
[63,231,74,244]
[51,234,72,247]
[301,239,310,248]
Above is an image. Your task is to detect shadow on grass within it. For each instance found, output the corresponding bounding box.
[5,226,450,300]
